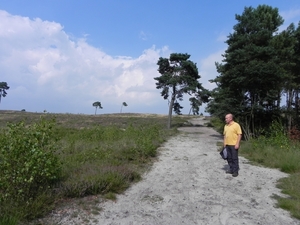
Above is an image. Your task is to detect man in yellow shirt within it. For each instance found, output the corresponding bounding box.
[223,114,242,177]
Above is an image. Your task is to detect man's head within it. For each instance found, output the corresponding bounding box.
[225,114,233,124]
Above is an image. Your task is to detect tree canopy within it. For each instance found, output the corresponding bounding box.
[206,4,300,139]
[92,101,103,115]
[120,102,128,113]
[0,82,9,104]
[154,53,209,128]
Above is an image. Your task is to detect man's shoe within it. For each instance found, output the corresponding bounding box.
[226,170,233,174]
[232,172,238,177]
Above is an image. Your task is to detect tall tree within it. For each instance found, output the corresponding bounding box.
[291,22,300,128]
[207,5,285,138]
[0,82,9,104]
[120,102,128,113]
[92,101,103,115]
[271,23,297,130]
[154,53,206,128]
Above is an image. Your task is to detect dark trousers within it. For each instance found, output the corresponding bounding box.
[226,145,239,173]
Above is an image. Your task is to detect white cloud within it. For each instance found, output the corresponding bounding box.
[199,50,224,91]
[0,10,171,114]
[0,10,222,115]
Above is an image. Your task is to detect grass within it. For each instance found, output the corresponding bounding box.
[240,134,300,220]
[0,110,193,224]
[0,216,19,225]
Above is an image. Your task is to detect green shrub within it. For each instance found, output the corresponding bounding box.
[0,117,62,220]
[264,121,290,150]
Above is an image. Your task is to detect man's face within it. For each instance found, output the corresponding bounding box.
[225,115,232,124]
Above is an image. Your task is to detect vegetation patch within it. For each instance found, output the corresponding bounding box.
[0,111,189,224]
[240,121,300,220]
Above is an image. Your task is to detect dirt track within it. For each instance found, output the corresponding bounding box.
[44,117,300,225]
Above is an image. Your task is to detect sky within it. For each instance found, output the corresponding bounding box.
[1,0,300,115]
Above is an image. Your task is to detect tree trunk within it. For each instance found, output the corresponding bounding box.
[276,91,281,109]
[241,115,252,140]
[295,91,299,127]
[286,89,294,131]
[167,94,176,129]
[250,94,256,136]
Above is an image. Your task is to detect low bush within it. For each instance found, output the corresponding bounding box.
[57,123,165,198]
[0,118,62,220]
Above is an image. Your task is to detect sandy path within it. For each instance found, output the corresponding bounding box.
[57,117,300,225]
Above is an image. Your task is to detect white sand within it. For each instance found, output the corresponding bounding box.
[43,117,300,225]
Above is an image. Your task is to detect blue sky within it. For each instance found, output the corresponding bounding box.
[1,0,300,115]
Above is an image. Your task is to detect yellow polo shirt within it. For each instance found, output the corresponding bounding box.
[224,122,242,145]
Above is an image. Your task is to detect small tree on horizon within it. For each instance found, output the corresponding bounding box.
[0,82,9,104]
[120,102,128,113]
[92,101,103,115]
